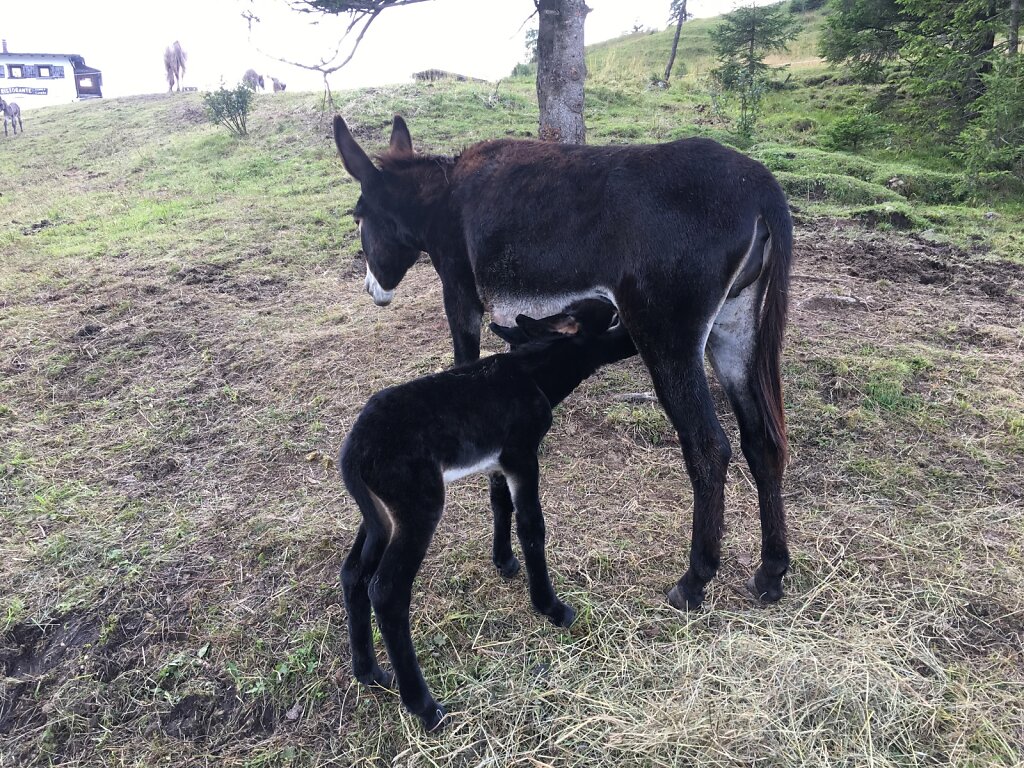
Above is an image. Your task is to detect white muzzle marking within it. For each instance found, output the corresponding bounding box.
[364,264,395,307]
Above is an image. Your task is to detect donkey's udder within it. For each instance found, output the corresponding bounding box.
[489,289,617,326]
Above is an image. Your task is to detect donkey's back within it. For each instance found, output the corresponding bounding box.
[451,137,787,323]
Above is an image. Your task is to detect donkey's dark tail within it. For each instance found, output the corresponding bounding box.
[756,193,793,469]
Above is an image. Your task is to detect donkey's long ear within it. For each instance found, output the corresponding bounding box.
[333,115,378,183]
[489,322,529,345]
[389,115,413,155]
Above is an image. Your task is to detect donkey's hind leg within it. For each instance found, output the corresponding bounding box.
[707,288,789,602]
[341,524,393,689]
[623,296,732,611]
[489,472,520,578]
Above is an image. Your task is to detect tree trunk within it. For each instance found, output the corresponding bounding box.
[664,2,686,83]
[1011,0,1021,57]
[536,0,589,144]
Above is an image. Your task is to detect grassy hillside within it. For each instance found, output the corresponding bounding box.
[1,20,1023,768]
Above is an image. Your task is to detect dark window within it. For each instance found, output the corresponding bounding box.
[0,68,5,79]
[53,65,64,78]
[23,65,38,78]
[9,65,24,78]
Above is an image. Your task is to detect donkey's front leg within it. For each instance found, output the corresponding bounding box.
[440,275,483,365]
[503,455,575,628]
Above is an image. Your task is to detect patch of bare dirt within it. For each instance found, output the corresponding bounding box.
[795,223,1024,301]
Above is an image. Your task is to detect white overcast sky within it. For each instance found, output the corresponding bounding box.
[2,1,762,98]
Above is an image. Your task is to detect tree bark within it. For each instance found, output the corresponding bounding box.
[536,0,589,144]
[1011,0,1021,57]
[664,2,686,83]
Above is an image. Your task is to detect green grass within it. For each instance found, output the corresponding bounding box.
[1,12,1023,768]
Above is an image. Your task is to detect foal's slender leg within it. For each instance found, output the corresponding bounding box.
[341,524,393,688]
[368,479,447,732]
[645,350,732,611]
[504,456,575,628]
[707,293,789,602]
[489,472,520,578]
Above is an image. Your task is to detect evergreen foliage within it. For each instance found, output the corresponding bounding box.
[711,3,802,81]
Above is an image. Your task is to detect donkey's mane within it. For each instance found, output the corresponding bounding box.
[376,152,457,204]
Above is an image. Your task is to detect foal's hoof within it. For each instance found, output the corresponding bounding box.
[746,573,784,604]
[416,701,448,733]
[495,555,521,579]
[356,666,395,691]
[546,601,576,628]
[667,584,704,612]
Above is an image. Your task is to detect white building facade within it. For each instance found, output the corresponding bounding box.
[0,42,103,110]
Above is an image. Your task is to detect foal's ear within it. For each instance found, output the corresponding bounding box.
[333,115,378,183]
[389,115,413,155]
[516,313,581,337]
[489,322,529,345]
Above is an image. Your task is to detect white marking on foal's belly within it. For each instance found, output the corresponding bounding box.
[442,453,500,484]
[489,287,617,326]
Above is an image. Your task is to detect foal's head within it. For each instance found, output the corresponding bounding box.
[333,115,427,307]
[489,297,621,349]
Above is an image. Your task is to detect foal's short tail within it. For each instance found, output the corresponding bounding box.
[339,437,390,544]
[756,197,793,469]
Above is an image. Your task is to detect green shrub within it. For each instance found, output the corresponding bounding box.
[203,83,253,137]
[821,111,887,151]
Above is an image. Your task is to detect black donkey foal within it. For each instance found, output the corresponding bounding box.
[340,298,635,732]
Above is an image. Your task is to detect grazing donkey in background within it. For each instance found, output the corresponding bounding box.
[340,298,635,732]
[163,41,187,93]
[242,69,265,91]
[0,97,23,136]
[270,76,287,92]
[333,114,794,613]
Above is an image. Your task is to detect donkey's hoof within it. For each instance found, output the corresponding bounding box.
[356,666,395,691]
[547,601,576,628]
[746,574,784,604]
[417,701,448,733]
[495,555,521,579]
[667,584,704,612]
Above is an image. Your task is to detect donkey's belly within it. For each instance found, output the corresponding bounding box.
[488,287,618,326]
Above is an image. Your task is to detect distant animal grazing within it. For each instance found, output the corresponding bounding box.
[163,41,187,93]
[340,298,635,732]
[270,76,286,92]
[0,98,23,136]
[333,114,794,613]
[242,69,265,91]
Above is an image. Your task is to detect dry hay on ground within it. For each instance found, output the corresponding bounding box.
[2,217,1023,766]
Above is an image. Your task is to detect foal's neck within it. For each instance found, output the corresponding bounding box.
[520,330,636,408]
